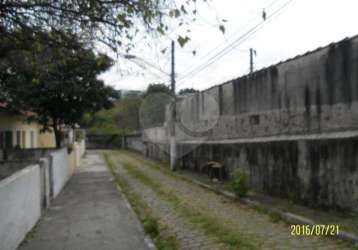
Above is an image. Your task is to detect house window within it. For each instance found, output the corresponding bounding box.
[16,130,21,148]
[30,131,35,148]
[0,132,3,148]
[22,131,26,148]
[4,131,12,148]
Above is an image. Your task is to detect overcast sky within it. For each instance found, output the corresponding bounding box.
[99,0,358,92]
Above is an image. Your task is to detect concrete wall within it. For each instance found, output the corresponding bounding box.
[0,165,41,250]
[50,148,69,197]
[141,35,358,213]
[126,134,146,154]
[171,36,358,142]
[178,137,358,212]
[0,143,86,250]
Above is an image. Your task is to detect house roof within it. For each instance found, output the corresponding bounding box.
[0,102,36,117]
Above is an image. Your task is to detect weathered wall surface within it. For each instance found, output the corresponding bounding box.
[178,138,358,212]
[142,35,358,212]
[0,165,41,250]
[126,134,146,154]
[174,36,358,142]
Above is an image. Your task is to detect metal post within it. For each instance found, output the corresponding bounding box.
[250,48,256,73]
[170,40,176,171]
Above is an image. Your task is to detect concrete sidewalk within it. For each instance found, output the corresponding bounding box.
[19,151,154,250]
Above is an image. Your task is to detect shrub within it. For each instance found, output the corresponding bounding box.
[155,237,177,250]
[230,168,249,198]
[268,211,282,223]
[143,217,159,237]
[67,144,74,154]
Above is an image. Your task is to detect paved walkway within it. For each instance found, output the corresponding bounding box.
[19,151,154,250]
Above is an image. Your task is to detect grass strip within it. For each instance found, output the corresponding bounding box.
[104,153,179,250]
[116,151,358,250]
[112,152,258,250]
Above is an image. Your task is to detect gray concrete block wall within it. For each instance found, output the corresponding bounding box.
[0,165,41,250]
[141,35,358,213]
[178,137,358,213]
[172,36,358,141]
[50,148,69,198]
[126,135,146,154]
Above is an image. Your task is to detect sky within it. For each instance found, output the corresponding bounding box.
[99,0,358,92]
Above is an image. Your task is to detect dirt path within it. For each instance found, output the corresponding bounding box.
[108,150,353,250]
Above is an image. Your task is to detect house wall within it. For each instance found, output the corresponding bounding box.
[0,114,56,149]
[0,165,41,250]
[0,115,39,148]
[38,131,56,148]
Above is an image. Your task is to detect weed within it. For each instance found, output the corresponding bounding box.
[230,168,249,198]
[268,211,282,223]
[155,236,178,250]
[113,152,258,250]
[143,217,159,237]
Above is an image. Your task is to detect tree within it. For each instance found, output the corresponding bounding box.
[0,31,118,147]
[82,96,142,135]
[140,83,172,128]
[144,83,171,97]
[0,0,210,53]
[178,88,198,95]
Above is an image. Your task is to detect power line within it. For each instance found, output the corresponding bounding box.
[176,0,294,86]
[177,0,293,84]
[183,0,282,68]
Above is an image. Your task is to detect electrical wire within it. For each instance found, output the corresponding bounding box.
[176,0,294,86]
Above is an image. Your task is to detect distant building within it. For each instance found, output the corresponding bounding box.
[0,103,56,149]
[119,89,143,98]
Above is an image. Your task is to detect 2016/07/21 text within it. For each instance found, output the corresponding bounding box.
[290,224,339,236]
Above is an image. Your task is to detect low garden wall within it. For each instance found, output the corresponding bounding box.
[0,165,41,250]
[0,140,86,250]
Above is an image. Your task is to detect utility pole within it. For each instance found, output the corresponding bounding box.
[250,48,256,73]
[170,40,176,171]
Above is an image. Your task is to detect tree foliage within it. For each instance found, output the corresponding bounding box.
[178,88,198,95]
[0,0,207,53]
[82,96,142,135]
[140,83,172,128]
[144,83,171,96]
[0,31,118,147]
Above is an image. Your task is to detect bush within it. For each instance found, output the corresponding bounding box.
[143,217,159,237]
[155,238,177,250]
[67,144,74,154]
[230,169,249,198]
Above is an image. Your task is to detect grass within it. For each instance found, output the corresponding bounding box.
[110,151,258,250]
[104,153,178,250]
[110,151,358,250]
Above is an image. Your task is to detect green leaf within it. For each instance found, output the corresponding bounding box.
[219,25,225,34]
[177,36,190,47]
